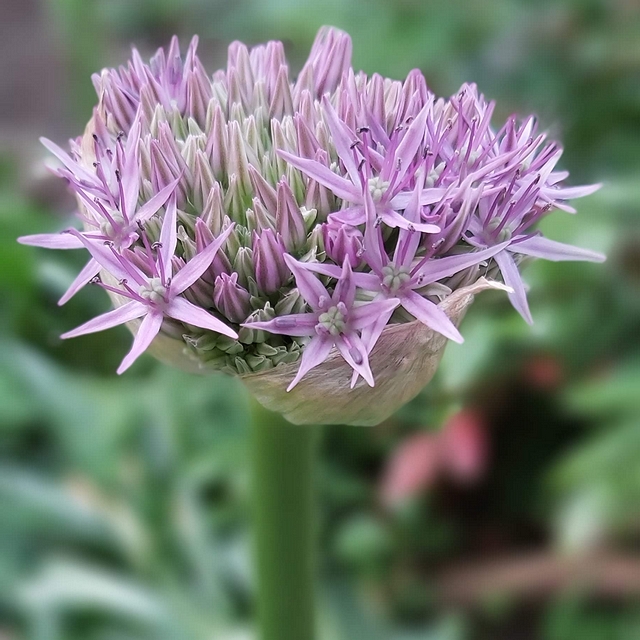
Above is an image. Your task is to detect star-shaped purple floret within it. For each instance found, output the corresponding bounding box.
[465,162,605,324]
[243,254,399,390]
[60,194,237,374]
[302,180,509,344]
[278,97,442,233]
[18,115,181,305]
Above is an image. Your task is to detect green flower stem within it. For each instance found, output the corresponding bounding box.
[250,397,320,640]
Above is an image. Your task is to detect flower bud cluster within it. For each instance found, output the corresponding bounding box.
[20,27,604,387]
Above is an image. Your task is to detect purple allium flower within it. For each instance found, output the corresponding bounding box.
[19,27,604,411]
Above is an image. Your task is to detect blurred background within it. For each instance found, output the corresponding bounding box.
[1,0,639,638]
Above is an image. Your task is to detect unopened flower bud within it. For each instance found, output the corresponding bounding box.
[232,246,254,289]
[214,272,252,323]
[276,179,307,252]
[253,229,289,294]
[323,221,363,268]
[238,304,276,344]
[274,288,307,316]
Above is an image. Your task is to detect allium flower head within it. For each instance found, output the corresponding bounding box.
[19,27,604,424]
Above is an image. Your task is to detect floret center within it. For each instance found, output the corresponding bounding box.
[317,304,347,336]
[381,264,411,293]
[139,277,168,304]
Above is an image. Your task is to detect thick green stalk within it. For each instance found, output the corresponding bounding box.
[250,398,319,640]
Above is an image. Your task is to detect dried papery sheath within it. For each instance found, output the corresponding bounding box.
[19,27,604,425]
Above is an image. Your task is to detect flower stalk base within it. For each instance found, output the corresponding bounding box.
[250,397,319,640]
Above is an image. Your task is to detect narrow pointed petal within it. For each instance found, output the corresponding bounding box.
[494,251,533,325]
[362,190,387,274]
[394,172,425,267]
[350,296,400,388]
[283,254,329,308]
[327,206,366,226]
[545,183,601,200]
[401,290,464,343]
[321,96,361,184]
[390,187,447,209]
[379,208,440,233]
[64,229,140,284]
[166,297,238,338]
[298,259,382,291]
[412,242,508,284]
[159,194,178,278]
[334,258,356,308]
[117,311,164,374]
[277,150,361,202]
[58,258,101,305]
[286,336,333,391]
[335,334,374,387]
[243,313,317,337]
[510,236,605,263]
[18,232,84,250]
[170,224,234,294]
[134,176,181,222]
[350,298,400,330]
[61,301,147,339]
[40,137,98,185]
[386,103,429,182]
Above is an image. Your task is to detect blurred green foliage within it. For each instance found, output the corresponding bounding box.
[1,0,639,638]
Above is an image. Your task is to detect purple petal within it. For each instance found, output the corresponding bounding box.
[385,103,429,183]
[159,194,178,279]
[393,172,425,267]
[321,96,361,184]
[390,188,447,210]
[40,137,98,186]
[122,118,142,217]
[494,251,533,325]
[18,232,84,250]
[327,206,366,226]
[400,290,464,343]
[291,259,342,279]
[412,242,509,285]
[545,183,602,200]
[277,150,361,202]
[58,258,101,305]
[134,176,181,222]
[170,224,234,294]
[379,208,440,233]
[287,336,334,391]
[511,236,606,263]
[335,334,374,387]
[333,258,356,308]
[350,298,400,331]
[350,303,392,388]
[300,260,382,291]
[283,254,330,309]
[166,297,238,339]
[362,190,387,274]
[117,311,163,374]
[61,301,147,339]
[64,229,144,285]
[242,313,317,337]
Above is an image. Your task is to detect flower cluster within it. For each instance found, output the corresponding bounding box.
[20,27,604,389]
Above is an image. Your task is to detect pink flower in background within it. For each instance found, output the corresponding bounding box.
[381,409,489,504]
[440,409,488,483]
